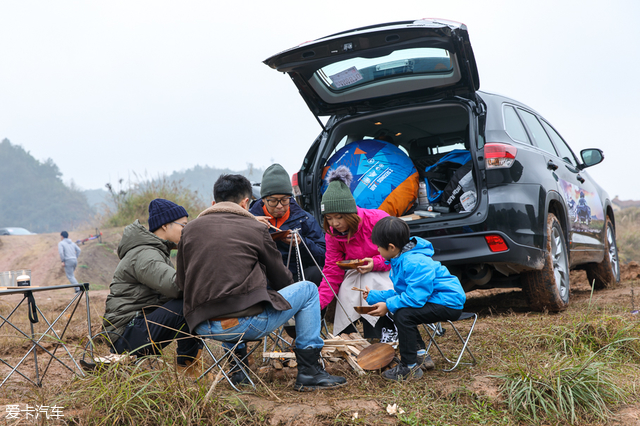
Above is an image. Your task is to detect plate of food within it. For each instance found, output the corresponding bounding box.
[336,259,366,270]
[353,306,376,315]
[270,229,291,241]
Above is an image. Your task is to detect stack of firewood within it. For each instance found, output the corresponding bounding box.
[262,332,370,375]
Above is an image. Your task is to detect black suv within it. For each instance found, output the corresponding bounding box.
[264,18,619,311]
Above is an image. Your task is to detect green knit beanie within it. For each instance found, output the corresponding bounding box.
[321,166,357,214]
[260,164,292,198]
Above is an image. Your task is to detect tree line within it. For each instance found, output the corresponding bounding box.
[0,139,94,233]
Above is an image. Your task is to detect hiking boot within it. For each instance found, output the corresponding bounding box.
[293,347,347,391]
[417,353,435,370]
[382,363,423,381]
[229,370,250,386]
[228,344,252,386]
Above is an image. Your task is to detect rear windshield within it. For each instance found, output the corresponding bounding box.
[317,48,452,91]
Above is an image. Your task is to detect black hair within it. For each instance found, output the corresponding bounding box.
[60,231,69,238]
[371,216,410,249]
[213,174,253,203]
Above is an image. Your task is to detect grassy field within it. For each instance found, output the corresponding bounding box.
[0,208,638,425]
[0,273,638,426]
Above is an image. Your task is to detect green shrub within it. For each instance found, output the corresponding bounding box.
[103,176,207,228]
[59,359,254,425]
[537,315,640,362]
[495,355,627,425]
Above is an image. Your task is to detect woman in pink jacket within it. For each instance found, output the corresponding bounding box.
[318,166,393,338]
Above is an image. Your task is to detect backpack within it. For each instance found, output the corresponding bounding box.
[423,150,472,204]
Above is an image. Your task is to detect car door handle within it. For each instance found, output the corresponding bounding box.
[547,160,558,171]
[577,174,585,184]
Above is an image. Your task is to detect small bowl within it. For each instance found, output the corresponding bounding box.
[270,229,291,241]
[336,259,366,270]
[353,306,376,315]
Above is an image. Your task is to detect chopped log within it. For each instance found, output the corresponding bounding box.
[262,352,296,359]
[323,338,369,346]
[339,350,366,376]
[346,345,361,355]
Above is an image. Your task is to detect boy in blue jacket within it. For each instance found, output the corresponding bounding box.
[364,216,466,381]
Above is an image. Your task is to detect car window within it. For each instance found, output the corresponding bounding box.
[503,105,530,144]
[317,48,452,91]
[518,109,558,156]
[541,120,577,167]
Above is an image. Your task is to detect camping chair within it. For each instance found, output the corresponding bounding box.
[195,336,262,391]
[422,312,478,372]
[81,329,187,371]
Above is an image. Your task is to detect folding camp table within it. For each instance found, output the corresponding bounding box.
[0,283,92,387]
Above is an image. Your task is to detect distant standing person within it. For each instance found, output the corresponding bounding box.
[59,231,81,292]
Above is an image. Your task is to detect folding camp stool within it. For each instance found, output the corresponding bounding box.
[0,283,92,387]
[196,337,262,391]
[82,330,183,371]
[423,312,478,372]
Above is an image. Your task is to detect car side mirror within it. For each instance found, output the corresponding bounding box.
[579,148,604,169]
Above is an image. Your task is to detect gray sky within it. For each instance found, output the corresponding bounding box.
[1,0,639,200]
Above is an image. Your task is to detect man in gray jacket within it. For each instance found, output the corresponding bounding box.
[103,199,201,367]
[58,231,81,293]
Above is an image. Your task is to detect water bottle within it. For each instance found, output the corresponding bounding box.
[417,181,430,210]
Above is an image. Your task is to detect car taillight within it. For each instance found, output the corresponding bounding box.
[485,235,508,252]
[291,171,301,197]
[485,143,517,169]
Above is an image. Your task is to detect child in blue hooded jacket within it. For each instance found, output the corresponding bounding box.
[364,216,466,381]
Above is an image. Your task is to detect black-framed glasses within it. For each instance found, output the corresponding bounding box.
[172,221,187,228]
[265,198,291,207]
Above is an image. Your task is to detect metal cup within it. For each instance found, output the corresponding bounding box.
[16,274,31,287]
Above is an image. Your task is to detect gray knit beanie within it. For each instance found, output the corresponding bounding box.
[260,164,293,198]
[321,166,357,215]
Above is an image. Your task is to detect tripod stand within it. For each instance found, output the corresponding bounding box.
[284,227,363,339]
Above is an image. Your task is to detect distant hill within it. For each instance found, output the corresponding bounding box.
[0,139,94,233]
[85,164,266,210]
[612,197,640,211]
[166,164,265,202]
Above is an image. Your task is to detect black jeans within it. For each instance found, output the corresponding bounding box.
[394,303,462,365]
[337,318,379,339]
[303,266,324,287]
[113,299,201,366]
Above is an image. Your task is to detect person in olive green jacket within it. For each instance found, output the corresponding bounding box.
[103,199,201,366]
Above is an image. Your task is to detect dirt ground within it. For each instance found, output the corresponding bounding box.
[0,228,122,291]
[1,230,640,424]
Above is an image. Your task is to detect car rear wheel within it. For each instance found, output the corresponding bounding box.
[585,216,620,289]
[522,213,570,312]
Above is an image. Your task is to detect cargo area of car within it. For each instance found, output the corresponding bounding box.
[321,102,477,219]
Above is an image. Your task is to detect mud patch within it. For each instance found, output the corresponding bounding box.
[239,396,385,426]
